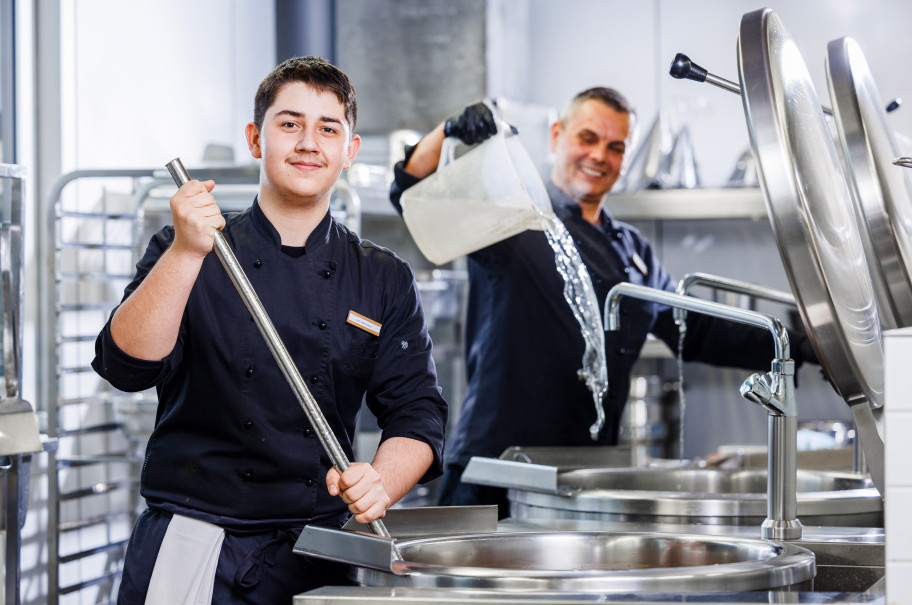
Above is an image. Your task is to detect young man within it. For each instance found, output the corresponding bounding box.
[94,56,447,603]
[390,88,815,517]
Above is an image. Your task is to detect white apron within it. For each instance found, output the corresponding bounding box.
[144,514,226,605]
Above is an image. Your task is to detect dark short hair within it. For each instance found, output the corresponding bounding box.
[253,56,357,135]
[559,87,634,124]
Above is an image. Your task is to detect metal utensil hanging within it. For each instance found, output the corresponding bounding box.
[0,164,43,457]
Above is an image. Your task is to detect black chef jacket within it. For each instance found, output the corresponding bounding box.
[93,199,447,523]
[391,153,805,469]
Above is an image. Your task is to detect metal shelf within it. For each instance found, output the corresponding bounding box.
[57,509,134,533]
[58,540,128,565]
[39,164,270,604]
[57,271,134,281]
[58,479,137,501]
[59,571,121,596]
[605,187,767,221]
[56,453,140,467]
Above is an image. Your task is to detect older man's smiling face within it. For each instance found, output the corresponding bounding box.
[550,99,630,206]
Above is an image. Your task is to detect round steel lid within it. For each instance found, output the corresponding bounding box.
[737,9,884,410]
[826,36,912,328]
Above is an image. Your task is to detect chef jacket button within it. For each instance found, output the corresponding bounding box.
[318,321,327,330]
[618,347,627,355]
[303,427,313,437]
[615,232,623,240]
[310,375,319,384]
[322,270,333,279]
[306,479,314,487]
[244,419,254,430]
[245,366,254,377]
[243,470,253,481]
[254,259,262,268]
[623,267,631,274]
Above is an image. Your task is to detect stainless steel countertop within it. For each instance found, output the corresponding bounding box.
[295,585,883,604]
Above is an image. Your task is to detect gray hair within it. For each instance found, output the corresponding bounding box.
[559,87,634,125]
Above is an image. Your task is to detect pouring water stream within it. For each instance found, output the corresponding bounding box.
[540,211,609,440]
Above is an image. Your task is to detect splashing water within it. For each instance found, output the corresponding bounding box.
[541,213,609,440]
[676,321,687,461]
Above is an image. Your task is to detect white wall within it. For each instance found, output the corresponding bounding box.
[524,0,912,188]
[66,1,275,170]
[17,3,276,602]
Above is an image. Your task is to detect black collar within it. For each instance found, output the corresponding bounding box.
[248,197,333,255]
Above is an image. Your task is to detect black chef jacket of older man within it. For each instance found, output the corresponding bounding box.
[391,156,806,474]
[92,199,447,594]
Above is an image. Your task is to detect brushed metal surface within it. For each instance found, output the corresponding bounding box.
[352,531,815,592]
[341,505,499,538]
[826,36,912,328]
[506,467,881,526]
[737,9,885,491]
[738,8,883,408]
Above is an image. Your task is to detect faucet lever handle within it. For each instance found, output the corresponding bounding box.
[740,372,785,415]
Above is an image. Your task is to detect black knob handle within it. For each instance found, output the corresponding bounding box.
[669,53,708,83]
[887,98,902,113]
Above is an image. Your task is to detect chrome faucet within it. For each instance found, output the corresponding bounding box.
[676,273,870,477]
[605,282,802,541]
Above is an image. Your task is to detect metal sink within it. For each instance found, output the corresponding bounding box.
[507,467,882,526]
[355,531,815,592]
[297,523,816,593]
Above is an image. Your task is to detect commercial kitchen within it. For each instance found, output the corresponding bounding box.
[1,0,911,603]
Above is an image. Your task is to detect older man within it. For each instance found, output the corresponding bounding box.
[390,88,815,518]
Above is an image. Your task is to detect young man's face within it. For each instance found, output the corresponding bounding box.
[550,99,630,206]
[246,81,360,207]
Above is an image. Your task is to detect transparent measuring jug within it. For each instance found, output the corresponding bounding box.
[401,124,554,265]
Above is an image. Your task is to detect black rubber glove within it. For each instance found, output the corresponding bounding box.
[443,102,498,145]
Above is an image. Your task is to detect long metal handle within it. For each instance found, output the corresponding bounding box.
[669,52,834,115]
[165,159,399,549]
[850,402,884,496]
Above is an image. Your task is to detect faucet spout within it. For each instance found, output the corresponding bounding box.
[606,282,801,540]
[674,272,796,326]
[605,283,790,360]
